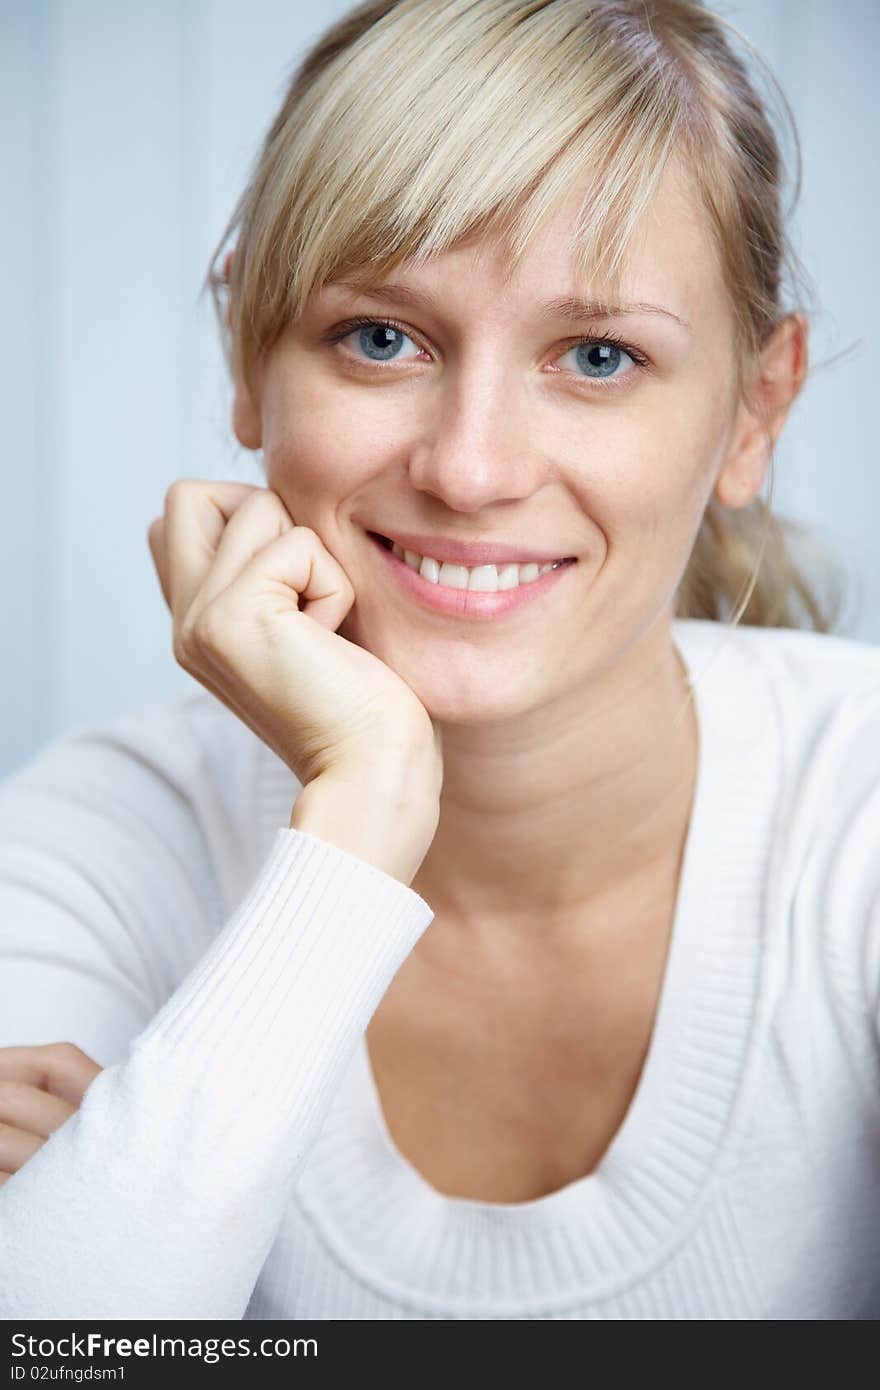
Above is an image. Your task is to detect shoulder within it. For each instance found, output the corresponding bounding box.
[675,618,880,763]
[721,625,880,1037]
[712,620,880,836]
[677,615,880,941]
[675,616,880,707]
[730,621,880,704]
[3,685,256,814]
[0,685,288,915]
[731,625,880,805]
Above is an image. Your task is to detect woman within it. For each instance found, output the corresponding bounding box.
[1,0,877,1320]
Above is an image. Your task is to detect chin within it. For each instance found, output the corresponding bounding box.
[340,617,555,723]
[401,669,546,728]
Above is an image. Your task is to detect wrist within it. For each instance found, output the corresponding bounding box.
[289,770,439,887]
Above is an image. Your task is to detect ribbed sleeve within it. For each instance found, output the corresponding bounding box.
[0,827,434,1319]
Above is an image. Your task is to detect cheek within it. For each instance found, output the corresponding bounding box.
[259,358,376,490]
[262,408,374,500]
[612,398,721,537]
[570,424,714,603]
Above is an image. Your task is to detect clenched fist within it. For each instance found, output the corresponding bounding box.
[147,480,443,796]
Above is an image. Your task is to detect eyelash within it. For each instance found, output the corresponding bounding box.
[322,314,652,391]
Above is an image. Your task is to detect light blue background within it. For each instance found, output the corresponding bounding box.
[2,0,877,778]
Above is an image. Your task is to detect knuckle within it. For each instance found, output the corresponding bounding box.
[163,478,198,511]
[247,489,296,531]
[248,489,280,511]
[179,593,229,647]
[189,602,230,659]
[173,620,200,669]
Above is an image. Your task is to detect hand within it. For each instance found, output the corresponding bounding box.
[147,481,443,800]
[0,1043,102,1187]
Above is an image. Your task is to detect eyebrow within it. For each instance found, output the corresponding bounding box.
[332,279,692,331]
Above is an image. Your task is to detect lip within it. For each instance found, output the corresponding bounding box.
[366,529,576,568]
[368,531,577,620]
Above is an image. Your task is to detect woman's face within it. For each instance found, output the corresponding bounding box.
[236,158,755,726]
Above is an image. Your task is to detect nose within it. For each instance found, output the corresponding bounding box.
[405,362,548,513]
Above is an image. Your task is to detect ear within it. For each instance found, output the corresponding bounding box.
[221,249,263,450]
[232,371,262,451]
[713,312,808,510]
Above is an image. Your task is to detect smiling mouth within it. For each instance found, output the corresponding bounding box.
[367,531,577,596]
[368,532,576,568]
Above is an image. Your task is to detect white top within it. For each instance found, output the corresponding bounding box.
[1,616,879,1321]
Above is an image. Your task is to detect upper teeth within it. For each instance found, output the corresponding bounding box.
[389,541,567,591]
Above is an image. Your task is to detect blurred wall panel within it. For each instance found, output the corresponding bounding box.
[2,2,51,774]
[759,0,880,641]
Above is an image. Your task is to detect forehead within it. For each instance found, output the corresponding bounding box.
[490,156,716,308]
[340,154,722,328]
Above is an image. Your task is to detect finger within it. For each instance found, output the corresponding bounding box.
[0,1079,76,1139]
[163,480,262,626]
[149,488,272,732]
[0,1120,45,1172]
[156,493,298,736]
[185,488,296,619]
[199,522,355,638]
[0,1043,102,1108]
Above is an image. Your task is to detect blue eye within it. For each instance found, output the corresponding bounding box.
[560,338,638,382]
[325,315,650,388]
[331,318,421,363]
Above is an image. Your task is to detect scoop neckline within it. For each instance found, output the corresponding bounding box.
[293,617,779,1313]
[357,618,710,1212]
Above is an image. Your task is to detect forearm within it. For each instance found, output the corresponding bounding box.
[0,827,434,1318]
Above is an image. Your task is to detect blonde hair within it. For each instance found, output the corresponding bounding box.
[204,0,846,635]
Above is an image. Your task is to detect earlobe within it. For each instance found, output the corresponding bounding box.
[232,376,262,450]
[713,430,770,511]
[713,389,773,512]
[713,312,808,511]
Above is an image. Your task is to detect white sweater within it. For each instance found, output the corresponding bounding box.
[1,616,879,1321]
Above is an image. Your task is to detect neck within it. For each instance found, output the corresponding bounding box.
[409,618,698,949]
